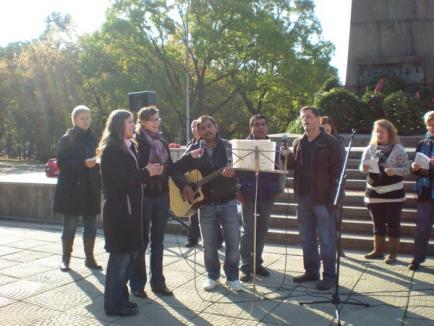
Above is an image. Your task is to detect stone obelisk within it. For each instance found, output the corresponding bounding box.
[346,0,434,92]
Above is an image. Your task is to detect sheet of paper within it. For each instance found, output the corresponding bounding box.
[415,152,431,170]
[364,158,380,174]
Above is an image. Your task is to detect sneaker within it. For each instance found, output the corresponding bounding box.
[226,280,243,292]
[293,273,320,283]
[256,265,270,277]
[316,278,336,291]
[203,278,218,291]
[240,273,252,282]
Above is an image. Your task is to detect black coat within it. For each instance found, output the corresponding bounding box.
[53,127,101,216]
[100,141,150,254]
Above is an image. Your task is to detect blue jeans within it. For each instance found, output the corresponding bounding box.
[199,200,240,281]
[104,251,137,313]
[297,195,336,280]
[130,194,169,291]
[61,214,97,240]
[413,199,434,264]
[240,197,274,273]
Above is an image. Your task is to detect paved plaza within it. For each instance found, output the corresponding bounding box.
[0,220,432,325]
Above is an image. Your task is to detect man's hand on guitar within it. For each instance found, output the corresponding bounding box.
[182,185,195,204]
[222,166,235,178]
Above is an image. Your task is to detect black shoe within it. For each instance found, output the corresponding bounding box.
[184,241,198,248]
[293,273,320,283]
[316,278,336,291]
[105,307,138,317]
[152,287,174,296]
[256,265,270,277]
[408,262,420,271]
[240,273,252,282]
[128,302,138,309]
[131,289,148,298]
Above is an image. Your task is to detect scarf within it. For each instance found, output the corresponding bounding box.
[143,129,169,164]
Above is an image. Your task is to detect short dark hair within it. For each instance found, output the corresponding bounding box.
[300,106,320,117]
[249,114,268,128]
[197,115,217,129]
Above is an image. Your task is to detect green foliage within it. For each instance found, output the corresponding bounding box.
[286,118,303,134]
[365,75,408,96]
[383,91,425,135]
[361,90,386,120]
[316,87,371,133]
[321,77,341,92]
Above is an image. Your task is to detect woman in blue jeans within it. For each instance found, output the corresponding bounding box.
[409,110,434,271]
[53,105,102,272]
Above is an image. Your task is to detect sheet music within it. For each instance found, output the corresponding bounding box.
[364,158,380,174]
[415,152,431,170]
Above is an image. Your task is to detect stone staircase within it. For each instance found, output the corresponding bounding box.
[167,135,434,255]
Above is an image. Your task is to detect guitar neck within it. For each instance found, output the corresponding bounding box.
[196,166,227,188]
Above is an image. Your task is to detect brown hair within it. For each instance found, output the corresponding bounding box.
[300,106,320,117]
[97,109,133,156]
[320,116,337,135]
[197,115,217,129]
[136,106,159,132]
[370,119,401,146]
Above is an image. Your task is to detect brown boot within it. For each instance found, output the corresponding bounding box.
[83,238,102,270]
[364,235,385,259]
[60,239,74,272]
[385,237,400,265]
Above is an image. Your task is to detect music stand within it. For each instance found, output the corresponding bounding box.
[298,129,369,325]
[231,139,288,293]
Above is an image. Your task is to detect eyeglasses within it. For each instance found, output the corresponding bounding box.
[147,117,162,123]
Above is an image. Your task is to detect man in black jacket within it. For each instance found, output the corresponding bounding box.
[282,106,340,291]
[183,115,242,292]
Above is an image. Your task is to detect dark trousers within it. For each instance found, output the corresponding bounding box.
[61,214,97,240]
[187,212,224,244]
[240,198,274,273]
[130,194,169,291]
[367,202,404,238]
[413,199,434,264]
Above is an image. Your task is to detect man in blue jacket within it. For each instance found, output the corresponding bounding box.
[237,114,282,282]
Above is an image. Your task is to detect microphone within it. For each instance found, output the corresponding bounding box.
[197,139,206,158]
[282,134,288,149]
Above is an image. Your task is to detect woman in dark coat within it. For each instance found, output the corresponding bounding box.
[53,105,102,272]
[99,109,164,316]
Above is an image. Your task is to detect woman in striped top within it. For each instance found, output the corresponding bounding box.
[360,119,410,264]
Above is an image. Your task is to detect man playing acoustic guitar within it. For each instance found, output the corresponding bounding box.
[181,115,242,292]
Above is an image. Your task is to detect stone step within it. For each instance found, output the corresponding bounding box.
[266,214,434,238]
[272,202,418,221]
[284,169,417,181]
[285,178,416,192]
[274,189,418,208]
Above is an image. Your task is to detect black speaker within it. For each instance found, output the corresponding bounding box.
[128,91,157,112]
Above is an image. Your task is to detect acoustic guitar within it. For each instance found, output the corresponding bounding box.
[168,165,228,217]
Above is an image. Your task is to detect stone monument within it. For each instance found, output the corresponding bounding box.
[346,0,434,93]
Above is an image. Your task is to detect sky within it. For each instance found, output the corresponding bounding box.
[0,0,352,82]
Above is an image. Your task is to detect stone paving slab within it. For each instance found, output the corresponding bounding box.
[0,219,432,325]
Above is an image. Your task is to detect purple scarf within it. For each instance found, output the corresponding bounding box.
[143,129,169,164]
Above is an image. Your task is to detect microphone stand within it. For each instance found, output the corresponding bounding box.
[299,129,369,325]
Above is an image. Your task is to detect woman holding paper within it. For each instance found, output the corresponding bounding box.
[360,119,410,264]
[408,111,434,271]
